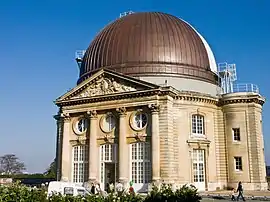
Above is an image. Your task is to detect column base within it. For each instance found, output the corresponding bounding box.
[119,178,128,188]
[88,178,97,184]
[152,178,161,184]
[83,178,97,190]
[151,178,161,190]
[61,177,68,182]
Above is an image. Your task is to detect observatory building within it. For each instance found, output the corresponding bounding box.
[54,12,267,192]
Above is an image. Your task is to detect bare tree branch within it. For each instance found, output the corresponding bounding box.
[0,154,26,175]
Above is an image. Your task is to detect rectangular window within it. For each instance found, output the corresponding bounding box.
[233,128,241,141]
[72,145,89,183]
[234,157,243,171]
[131,142,151,184]
[192,115,205,135]
[192,149,205,183]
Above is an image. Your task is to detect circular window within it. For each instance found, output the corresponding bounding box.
[75,118,88,134]
[100,114,116,133]
[132,112,148,130]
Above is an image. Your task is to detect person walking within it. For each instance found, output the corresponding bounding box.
[236,181,245,201]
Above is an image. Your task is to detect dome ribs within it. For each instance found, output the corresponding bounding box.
[78,12,217,85]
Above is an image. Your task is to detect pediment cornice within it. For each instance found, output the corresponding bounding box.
[55,69,160,105]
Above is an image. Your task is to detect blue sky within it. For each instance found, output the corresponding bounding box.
[0,0,269,173]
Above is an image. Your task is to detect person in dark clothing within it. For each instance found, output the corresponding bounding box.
[236,181,245,201]
[90,183,96,195]
[106,182,110,193]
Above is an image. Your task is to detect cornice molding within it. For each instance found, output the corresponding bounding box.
[55,86,265,108]
[219,97,265,106]
[176,95,218,105]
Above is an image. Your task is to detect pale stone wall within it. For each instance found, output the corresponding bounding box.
[159,96,175,182]
[205,110,218,190]
[222,93,267,190]
[223,106,251,184]
[171,99,219,190]
[213,109,228,189]
[137,76,221,96]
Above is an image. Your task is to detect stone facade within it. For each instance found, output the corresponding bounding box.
[54,69,267,191]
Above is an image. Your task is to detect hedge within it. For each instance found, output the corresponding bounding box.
[0,182,202,202]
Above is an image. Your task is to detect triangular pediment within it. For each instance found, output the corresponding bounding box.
[56,69,160,103]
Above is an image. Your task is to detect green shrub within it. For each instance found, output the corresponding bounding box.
[0,182,201,202]
[144,183,201,202]
[175,184,201,202]
[0,182,47,202]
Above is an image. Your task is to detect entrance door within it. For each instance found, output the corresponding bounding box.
[192,149,205,191]
[100,144,118,190]
[104,163,116,192]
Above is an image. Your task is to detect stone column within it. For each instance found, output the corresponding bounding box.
[60,113,71,182]
[116,107,128,185]
[54,114,63,181]
[149,104,160,183]
[87,110,98,183]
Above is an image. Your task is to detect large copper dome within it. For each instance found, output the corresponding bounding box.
[78,12,218,84]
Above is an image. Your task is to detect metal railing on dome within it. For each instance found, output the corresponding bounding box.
[119,11,134,18]
[231,83,259,93]
[75,50,86,60]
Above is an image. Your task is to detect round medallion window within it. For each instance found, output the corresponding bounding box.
[100,113,116,133]
[131,111,148,130]
[75,118,88,134]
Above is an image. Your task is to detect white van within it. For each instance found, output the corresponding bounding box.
[47,181,91,198]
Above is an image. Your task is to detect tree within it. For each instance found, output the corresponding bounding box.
[0,154,26,175]
[44,158,56,179]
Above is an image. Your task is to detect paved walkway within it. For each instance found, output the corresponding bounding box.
[200,190,270,201]
[202,190,270,197]
[202,199,267,202]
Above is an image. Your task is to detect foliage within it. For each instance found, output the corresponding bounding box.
[0,154,26,175]
[44,158,56,179]
[145,183,201,202]
[0,182,47,202]
[0,182,202,202]
[0,173,48,179]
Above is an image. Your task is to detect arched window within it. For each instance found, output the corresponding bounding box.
[192,114,205,135]
[72,145,89,184]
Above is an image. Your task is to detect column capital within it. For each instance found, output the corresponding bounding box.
[60,113,70,122]
[116,107,127,116]
[148,104,160,113]
[87,110,97,119]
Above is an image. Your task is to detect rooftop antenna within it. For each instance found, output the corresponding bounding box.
[119,11,134,18]
[75,50,86,69]
[218,62,237,94]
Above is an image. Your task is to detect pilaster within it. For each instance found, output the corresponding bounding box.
[116,107,128,185]
[148,104,160,183]
[87,110,98,182]
[54,114,63,181]
[60,113,71,182]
